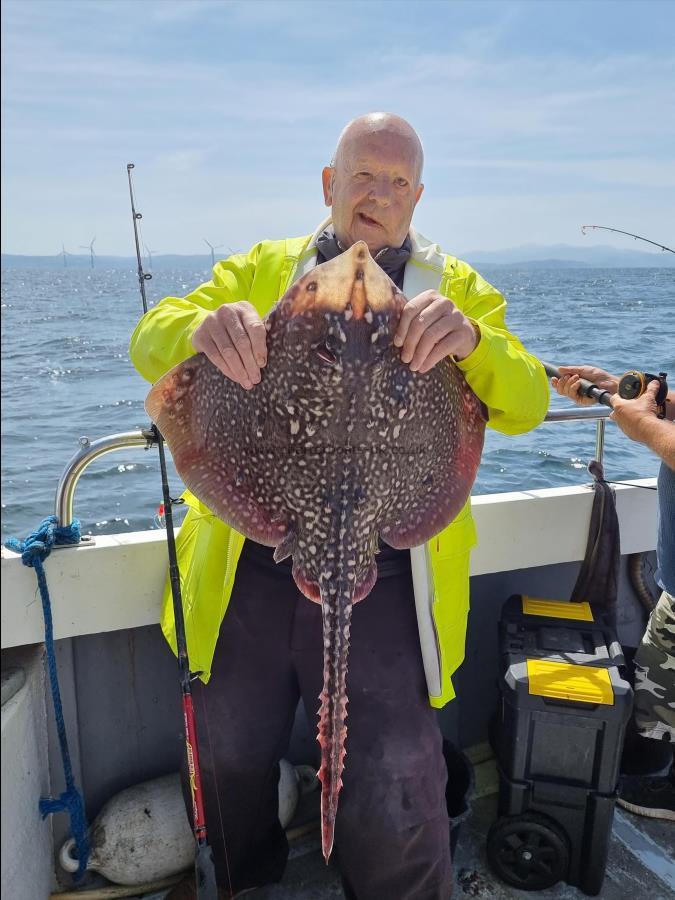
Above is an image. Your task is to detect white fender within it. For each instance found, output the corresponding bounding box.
[277,761,319,828]
[59,763,320,884]
[59,773,193,885]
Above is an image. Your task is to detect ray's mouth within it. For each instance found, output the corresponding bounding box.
[315,344,338,366]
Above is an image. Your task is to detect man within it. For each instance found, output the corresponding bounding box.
[553,366,674,821]
[131,113,548,899]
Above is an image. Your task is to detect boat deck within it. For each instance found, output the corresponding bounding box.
[120,755,675,900]
[246,787,674,900]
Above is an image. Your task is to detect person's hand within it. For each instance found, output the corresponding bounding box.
[610,379,661,444]
[551,365,619,406]
[192,301,267,390]
[393,291,479,374]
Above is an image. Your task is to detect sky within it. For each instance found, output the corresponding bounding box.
[2,0,674,257]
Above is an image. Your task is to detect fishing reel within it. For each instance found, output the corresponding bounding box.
[618,370,669,418]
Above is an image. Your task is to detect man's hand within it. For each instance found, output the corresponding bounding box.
[393,291,479,374]
[552,365,619,406]
[610,379,661,444]
[192,301,267,390]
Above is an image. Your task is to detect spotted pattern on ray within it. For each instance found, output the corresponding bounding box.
[146,240,487,862]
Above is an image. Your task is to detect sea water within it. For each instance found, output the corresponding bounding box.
[1,265,673,539]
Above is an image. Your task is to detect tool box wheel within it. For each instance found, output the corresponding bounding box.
[486,812,570,891]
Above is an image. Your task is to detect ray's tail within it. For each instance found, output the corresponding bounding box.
[317,575,355,862]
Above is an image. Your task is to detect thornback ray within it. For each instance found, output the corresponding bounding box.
[145,241,488,861]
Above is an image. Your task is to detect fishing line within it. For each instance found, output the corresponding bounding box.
[604,481,658,491]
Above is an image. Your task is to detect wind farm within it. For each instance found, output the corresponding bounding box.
[79,237,97,269]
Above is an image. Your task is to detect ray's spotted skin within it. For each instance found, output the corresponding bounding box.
[146,241,487,861]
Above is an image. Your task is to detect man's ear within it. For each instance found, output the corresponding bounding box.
[322,166,334,207]
[414,182,424,207]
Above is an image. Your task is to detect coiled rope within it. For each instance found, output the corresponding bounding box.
[5,516,90,879]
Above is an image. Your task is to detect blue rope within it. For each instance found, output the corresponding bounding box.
[5,516,90,880]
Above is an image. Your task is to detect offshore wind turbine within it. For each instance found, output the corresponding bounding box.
[143,242,157,269]
[80,236,97,269]
[203,238,224,267]
[57,243,72,267]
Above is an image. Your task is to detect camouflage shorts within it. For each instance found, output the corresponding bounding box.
[633,590,675,742]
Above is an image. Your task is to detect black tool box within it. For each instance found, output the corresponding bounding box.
[487,594,632,896]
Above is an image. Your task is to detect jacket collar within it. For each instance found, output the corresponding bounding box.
[293,216,446,283]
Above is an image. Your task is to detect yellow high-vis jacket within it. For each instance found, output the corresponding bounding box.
[130,218,549,707]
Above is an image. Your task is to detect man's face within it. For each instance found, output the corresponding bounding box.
[322,130,424,253]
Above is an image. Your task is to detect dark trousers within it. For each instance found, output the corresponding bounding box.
[182,542,453,899]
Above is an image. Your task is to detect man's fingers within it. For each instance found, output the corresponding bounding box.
[224,316,262,386]
[416,335,463,374]
[558,365,608,385]
[409,318,456,370]
[204,317,258,389]
[198,332,245,385]
[553,373,573,395]
[394,292,434,348]
[566,374,583,398]
[239,306,268,367]
[399,300,449,363]
[554,373,595,406]
[559,365,597,378]
[192,302,267,389]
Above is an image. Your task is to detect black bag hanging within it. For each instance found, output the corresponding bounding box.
[570,459,620,617]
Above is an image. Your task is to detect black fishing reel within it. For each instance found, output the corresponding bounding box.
[618,370,669,418]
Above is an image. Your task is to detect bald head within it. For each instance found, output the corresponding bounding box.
[332,113,424,184]
[323,113,425,253]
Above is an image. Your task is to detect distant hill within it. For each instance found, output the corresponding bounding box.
[460,243,674,268]
[2,243,674,270]
[482,258,593,269]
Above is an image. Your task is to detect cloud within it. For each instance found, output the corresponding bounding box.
[2,0,674,254]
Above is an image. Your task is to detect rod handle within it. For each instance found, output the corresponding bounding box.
[542,361,613,409]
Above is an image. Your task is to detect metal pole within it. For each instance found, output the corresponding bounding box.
[544,407,611,422]
[595,418,606,466]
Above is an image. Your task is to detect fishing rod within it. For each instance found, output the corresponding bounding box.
[544,362,670,418]
[126,163,219,900]
[580,225,674,254]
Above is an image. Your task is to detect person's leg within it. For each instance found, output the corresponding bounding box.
[632,590,675,742]
[178,548,301,893]
[618,590,675,821]
[293,571,453,900]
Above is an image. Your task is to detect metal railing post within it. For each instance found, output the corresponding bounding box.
[595,419,606,467]
[55,429,158,528]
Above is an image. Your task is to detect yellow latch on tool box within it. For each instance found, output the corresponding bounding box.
[526,659,614,705]
[522,596,594,622]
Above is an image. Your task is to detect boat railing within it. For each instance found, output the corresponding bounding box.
[543,407,610,470]
[54,429,158,533]
[53,408,611,531]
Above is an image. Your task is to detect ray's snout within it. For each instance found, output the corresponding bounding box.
[286,241,403,322]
